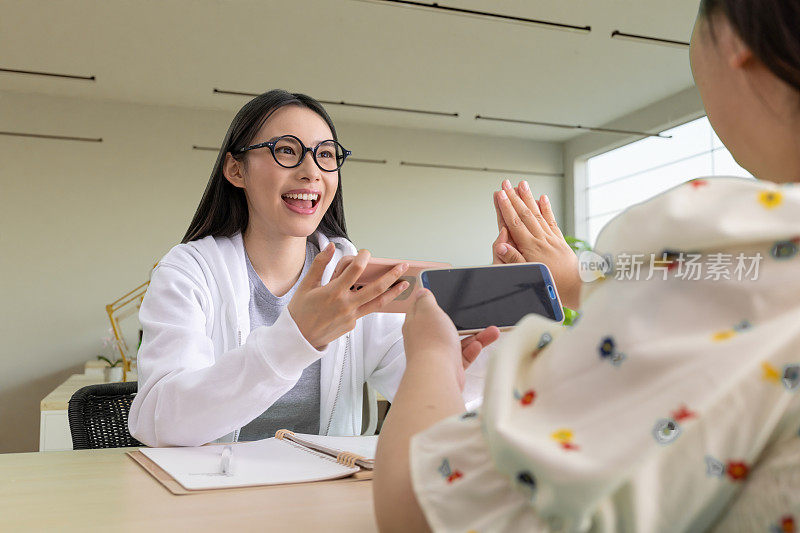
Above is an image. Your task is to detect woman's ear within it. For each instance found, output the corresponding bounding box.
[730,44,754,70]
[223,152,246,189]
[724,23,754,70]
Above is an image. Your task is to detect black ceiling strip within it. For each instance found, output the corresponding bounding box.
[0,67,95,81]
[0,131,102,143]
[474,114,671,139]
[350,158,388,164]
[400,161,563,178]
[575,124,670,138]
[192,145,220,152]
[477,115,577,131]
[213,88,458,117]
[213,88,259,98]
[317,100,458,117]
[366,0,591,33]
[611,30,690,48]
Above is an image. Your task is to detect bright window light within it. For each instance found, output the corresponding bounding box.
[585,116,753,245]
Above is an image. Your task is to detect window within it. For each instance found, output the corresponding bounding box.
[584,116,753,245]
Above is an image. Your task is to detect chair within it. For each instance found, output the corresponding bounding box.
[68,381,142,449]
[361,383,379,436]
[361,383,392,435]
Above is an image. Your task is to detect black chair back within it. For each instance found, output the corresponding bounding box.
[68,381,142,449]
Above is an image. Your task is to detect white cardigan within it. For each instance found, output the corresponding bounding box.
[129,232,412,447]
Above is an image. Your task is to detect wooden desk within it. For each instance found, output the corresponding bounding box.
[0,448,377,531]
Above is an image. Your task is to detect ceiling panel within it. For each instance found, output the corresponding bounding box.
[0,0,701,141]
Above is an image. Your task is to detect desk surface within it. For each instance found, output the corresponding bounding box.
[0,448,377,531]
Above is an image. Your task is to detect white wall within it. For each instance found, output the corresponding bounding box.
[0,90,562,453]
[337,122,563,266]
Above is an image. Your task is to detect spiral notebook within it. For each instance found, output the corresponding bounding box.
[133,430,377,492]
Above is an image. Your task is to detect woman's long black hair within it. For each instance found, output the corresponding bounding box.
[700,0,800,93]
[182,89,348,243]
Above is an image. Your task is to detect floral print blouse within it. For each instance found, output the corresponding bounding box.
[410,177,800,533]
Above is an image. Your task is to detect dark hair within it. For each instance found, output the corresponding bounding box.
[182,89,348,243]
[700,0,800,93]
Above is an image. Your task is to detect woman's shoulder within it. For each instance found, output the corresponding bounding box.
[595,176,800,255]
[155,233,244,284]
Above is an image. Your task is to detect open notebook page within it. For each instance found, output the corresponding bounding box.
[140,438,359,491]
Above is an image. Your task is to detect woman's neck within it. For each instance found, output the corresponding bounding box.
[243,225,310,297]
[752,119,800,184]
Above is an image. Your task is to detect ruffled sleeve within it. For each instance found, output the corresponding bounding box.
[410,410,551,533]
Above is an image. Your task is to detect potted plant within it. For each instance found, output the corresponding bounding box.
[562,236,592,327]
[96,355,124,383]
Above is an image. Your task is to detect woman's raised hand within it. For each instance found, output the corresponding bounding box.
[288,244,410,350]
[402,289,500,391]
[492,179,582,309]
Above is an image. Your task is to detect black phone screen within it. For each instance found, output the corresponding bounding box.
[420,264,562,331]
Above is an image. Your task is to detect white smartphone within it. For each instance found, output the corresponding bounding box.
[419,263,565,334]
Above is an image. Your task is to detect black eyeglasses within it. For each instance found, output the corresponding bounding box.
[234,135,351,172]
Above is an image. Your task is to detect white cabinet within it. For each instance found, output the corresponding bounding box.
[39,410,73,451]
[39,372,136,451]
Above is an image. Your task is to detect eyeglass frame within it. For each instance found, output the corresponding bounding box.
[233,134,352,172]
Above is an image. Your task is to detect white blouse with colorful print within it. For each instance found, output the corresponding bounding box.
[410,177,800,533]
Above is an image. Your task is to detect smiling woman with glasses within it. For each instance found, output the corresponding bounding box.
[127,89,496,447]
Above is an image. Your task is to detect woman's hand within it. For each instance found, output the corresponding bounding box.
[378,289,497,533]
[375,290,499,533]
[402,289,500,391]
[492,189,519,265]
[288,244,410,350]
[492,179,582,309]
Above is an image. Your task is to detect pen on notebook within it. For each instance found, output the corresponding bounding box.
[220,445,233,476]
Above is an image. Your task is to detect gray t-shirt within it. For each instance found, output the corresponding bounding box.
[238,241,321,441]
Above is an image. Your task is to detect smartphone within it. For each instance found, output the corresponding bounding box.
[352,258,452,313]
[419,263,564,334]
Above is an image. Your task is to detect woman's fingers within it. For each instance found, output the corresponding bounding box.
[406,287,437,319]
[460,334,477,351]
[461,340,482,366]
[493,192,506,233]
[501,179,544,238]
[357,277,411,317]
[330,249,371,291]
[354,262,409,305]
[492,227,520,264]
[492,228,507,264]
[537,194,564,238]
[460,326,500,367]
[302,243,335,288]
[332,255,356,280]
[495,189,538,254]
[459,326,500,351]
[494,239,526,264]
[475,325,501,347]
[496,189,533,247]
[516,181,553,236]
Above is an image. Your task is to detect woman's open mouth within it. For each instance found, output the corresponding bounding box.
[281,191,320,215]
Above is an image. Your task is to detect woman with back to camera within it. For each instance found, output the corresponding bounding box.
[128,90,499,447]
[375,0,800,531]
